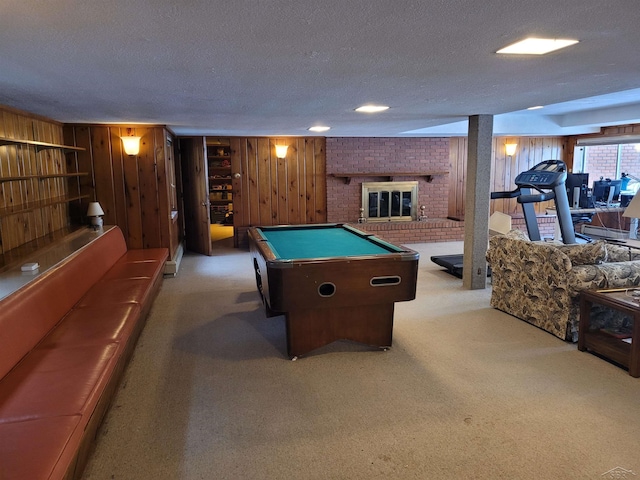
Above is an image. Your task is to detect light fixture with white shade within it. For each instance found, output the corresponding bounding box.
[275,144,288,159]
[505,143,517,156]
[87,202,105,230]
[489,211,512,236]
[122,136,141,155]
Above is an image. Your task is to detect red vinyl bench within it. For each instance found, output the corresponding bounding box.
[0,226,168,480]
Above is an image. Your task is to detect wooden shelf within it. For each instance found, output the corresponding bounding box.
[0,137,85,153]
[331,171,449,184]
[0,172,89,183]
[0,194,89,218]
[0,175,40,182]
[39,172,89,179]
[0,225,87,274]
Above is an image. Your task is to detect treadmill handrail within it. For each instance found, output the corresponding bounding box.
[518,191,555,203]
[491,188,520,199]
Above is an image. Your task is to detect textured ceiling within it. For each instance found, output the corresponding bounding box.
[1,0,639,137]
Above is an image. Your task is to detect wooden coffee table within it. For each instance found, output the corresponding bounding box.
[579,288,640,377]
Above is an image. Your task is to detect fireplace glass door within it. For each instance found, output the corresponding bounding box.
[362,181,417,222]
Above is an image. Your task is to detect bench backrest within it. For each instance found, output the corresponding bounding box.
[0,227,128,380]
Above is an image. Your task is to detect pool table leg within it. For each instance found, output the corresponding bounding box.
[285,303,394,358]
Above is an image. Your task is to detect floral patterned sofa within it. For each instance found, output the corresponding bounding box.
[486,229,640,342]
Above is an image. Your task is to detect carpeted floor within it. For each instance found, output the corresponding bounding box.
[81,241,640,480]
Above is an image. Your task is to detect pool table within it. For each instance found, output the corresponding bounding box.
[248,223,419,358]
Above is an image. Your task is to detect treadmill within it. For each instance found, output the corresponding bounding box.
[431,159,577,277]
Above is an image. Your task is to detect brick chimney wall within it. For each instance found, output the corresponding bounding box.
[326,138,451,223]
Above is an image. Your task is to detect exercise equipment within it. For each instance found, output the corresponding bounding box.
[491,159,576,244]
[431,159,577,277]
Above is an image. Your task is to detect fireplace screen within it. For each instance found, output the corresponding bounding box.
[362,181,418,222]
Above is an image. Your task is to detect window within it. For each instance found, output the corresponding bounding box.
[574,143,640,193]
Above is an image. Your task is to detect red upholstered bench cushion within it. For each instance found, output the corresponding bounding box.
[0,343,118,423]
[40,304,141,348]
[102,256,167,280]
[0,416,82,480]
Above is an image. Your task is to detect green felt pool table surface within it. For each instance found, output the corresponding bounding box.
[254,224,403,260]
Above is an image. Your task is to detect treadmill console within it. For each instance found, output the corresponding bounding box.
[492,159,576,244]
[515,160,567,189]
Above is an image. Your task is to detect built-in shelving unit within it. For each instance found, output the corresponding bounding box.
[0,136,88,255]
[206,140,233,225]
[0,194,89,218]
[331,171,449,184]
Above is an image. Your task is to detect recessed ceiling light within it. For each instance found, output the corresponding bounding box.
[355,105,389,113]
[527,105,544,110]
[496,37,579,55]
[308,126,331,132]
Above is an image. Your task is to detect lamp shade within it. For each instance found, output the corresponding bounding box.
[489,211,512,235]
[505,143,517,156]
[623,194,640,218]
[275,145,288,159]
[87,202,104,217]
[122,136,141,155]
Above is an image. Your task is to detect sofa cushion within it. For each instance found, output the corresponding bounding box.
[0,415,81,480]
[555,240,607,265]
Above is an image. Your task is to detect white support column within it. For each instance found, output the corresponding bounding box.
[463,115,493,290]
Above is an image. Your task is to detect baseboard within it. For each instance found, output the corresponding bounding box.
[164,242,184,277]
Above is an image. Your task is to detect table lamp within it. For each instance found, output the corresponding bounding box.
[489,211,512,236]
[87,202,105,230]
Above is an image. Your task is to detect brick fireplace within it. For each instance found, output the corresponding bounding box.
[326,137,463,244]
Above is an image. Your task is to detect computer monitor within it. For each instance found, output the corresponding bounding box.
[566,173,589,208]
[593,179,622,204]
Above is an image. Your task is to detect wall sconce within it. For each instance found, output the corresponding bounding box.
[275,145,288,159]
[505,143,518,156]
[122,136,141,156]
[87,202,105,230]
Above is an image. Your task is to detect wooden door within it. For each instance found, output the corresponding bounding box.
[180,137,211,255]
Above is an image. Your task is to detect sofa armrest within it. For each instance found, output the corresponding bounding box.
[567,265,607,297]
[591,261,640,289]
[606,244,640,262]
[488,234,577,340]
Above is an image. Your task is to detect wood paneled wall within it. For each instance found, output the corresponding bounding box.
[449,136,568,219]
[230,137,327,229]
[0,107,76,254]
[63,124,180,256]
